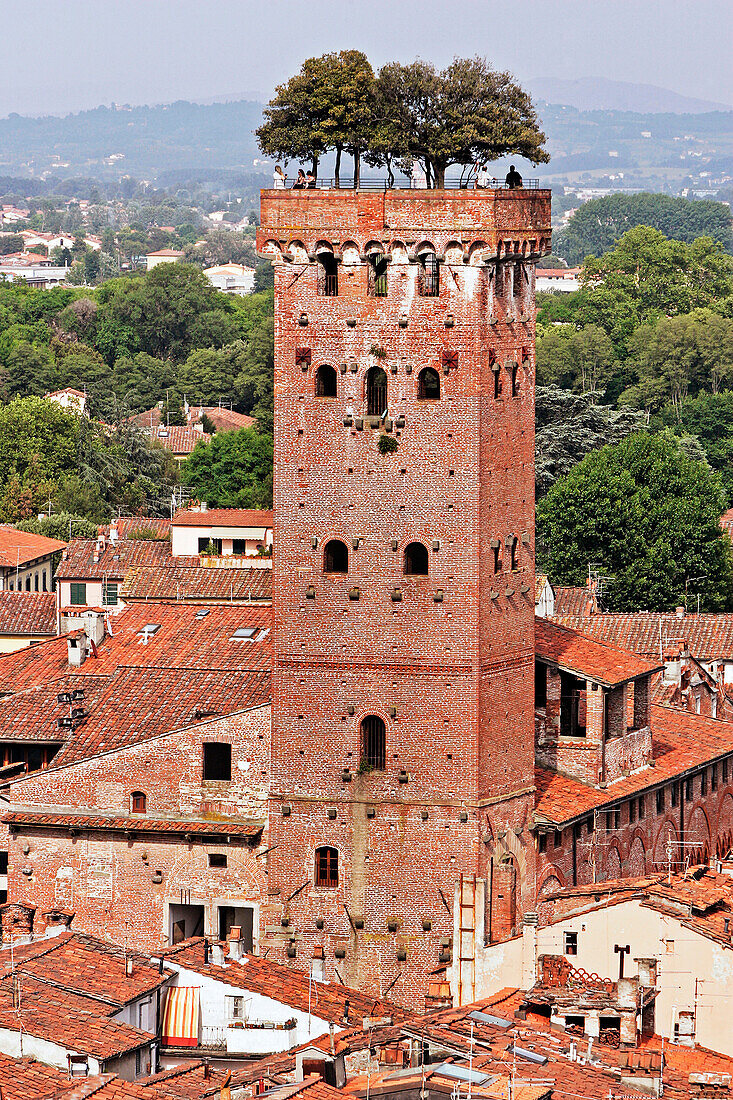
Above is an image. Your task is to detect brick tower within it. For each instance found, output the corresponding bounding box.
[257,185,551,1007]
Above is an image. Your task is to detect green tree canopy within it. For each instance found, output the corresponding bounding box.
[537,431,733,612]
[557,193,733,266]
[182,427,273,509]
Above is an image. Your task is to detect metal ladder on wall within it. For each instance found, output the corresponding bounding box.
[457,872,477,1006]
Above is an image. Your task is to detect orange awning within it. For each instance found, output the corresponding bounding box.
[162,986,200,1047]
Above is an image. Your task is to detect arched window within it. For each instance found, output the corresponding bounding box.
[403,542,429,576]
[315,364,337,398]
[130,791,146,814]
[509,536,519,571]
[417,367,440,400]
[367,255,388,297]
[366,367,388,417]
[361,715,386,771]
[315,846,339,888]
[317,254,338,297]
[323,539,348,574]
[418,252,439,297]
[511,361,520,397]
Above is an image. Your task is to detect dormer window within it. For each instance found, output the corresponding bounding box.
[130,791,146,814]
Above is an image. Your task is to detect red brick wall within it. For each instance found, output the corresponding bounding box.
[259,187,551,1004]
[5,708,272,948]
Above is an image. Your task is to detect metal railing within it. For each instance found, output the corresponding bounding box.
[280,177,542,191]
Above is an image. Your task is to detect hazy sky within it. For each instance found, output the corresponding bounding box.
[2,0,731,117]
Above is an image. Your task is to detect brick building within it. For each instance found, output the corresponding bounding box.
[256,184,552,1003]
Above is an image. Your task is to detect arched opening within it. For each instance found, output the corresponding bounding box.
[367,254,388,297]
[366,367,388,417]
[317,254,338,296]
[323,540,348,574]
[403,542,429,576]
[361,715,386,771]
[417,367,440,400]
[418,252,440,297]
[315,364,337,398]
[511,361,520,397]
[130,791,146,814]
[314,846,339,888]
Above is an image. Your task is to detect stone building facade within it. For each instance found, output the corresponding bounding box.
[256,186,552,1003]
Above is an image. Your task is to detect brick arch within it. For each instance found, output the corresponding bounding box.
[603,843,622,882]
[262,238,282,259]
[415,239,437,256]
[363,240,384,256]
[653,820,679,868]
[468,240,490,265]
[286,240,308,263]
[538,870,564,898]
[340,241,360,265]
[629,835,647,877]
[717,792,733,845]
[388,240,408,264]
[444,240,464,264]
[688,804,711,861]
[314,239,334,255]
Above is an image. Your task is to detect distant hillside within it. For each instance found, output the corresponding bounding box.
[0,95,731,195]
[527,77,731,115]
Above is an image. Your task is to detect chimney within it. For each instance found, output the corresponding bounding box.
[203,1061,211,1080]
[82,611,106,647]
[42,908,74,938]
[228,926,243,961]
[67,633,88,668]
[109,524,119,545]
[200,501,208,512]
[211,941,225,967]
[125,954,134,977]
[676,606,685,620]
[521,912,539,989]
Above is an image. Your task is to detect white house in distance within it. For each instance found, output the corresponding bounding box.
[146,249,184,271]
[171,506,273,562]
[44,388,87,415]
[536,268,581,293]
[203,263,255,295]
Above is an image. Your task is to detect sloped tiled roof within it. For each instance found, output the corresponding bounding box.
[4,810,263,840]
[721,507,733,539]
[0,526,66,568]
[0,592,56,635]
[189,406,256,432]
[172,508,274,528]
[103,518,171,540]
[553,586,593,616]
[0,1052,71,1100]
[0,931,170,1008]
[552,611,733,663]
[162,939,412,1026]
[0,602,274,694]
[147,425,209,456]
[535,703,733,825]
[55,538,173,580]
[122,565,272,602]
[535,618,661,686]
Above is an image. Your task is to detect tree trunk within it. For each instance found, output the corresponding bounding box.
[312,155,319,179]
[354,151,361,190]
[335,148,342,188]
[433,164,446,189]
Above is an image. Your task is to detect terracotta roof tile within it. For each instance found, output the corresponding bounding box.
[122,565,271,603]
[172,508,274,528]
[102,518,171,540]
[56,538,173,580]
[189,406,256,432]
[0,592,56,635]
[147,426,209,455]
[535,704,733,825]
[4,810,263,839]
[535,618,661,686]
[0,1052,71,1100]
[0,526,66,569]
[0,992,152,1060]
[553,611,733,663]
[553,586,594,616]
[0,602,274,693]
[162,939,412,1026]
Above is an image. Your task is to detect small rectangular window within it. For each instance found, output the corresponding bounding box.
[701,771,707,797]
[203,742,231,781]
[671,783,679,808]
[553,830,562,849]
[232,627,257,640]
[102,581,118,606]
[535,661,547,708]
[637,795,645,820]
[656,788,664,814]
[685,777,693,801]
[229,996,245,1019]
[564,931,578,956]
[42,571,47,592]
[232,539,248,555]
[712,764,718,791]
[69,582,87,606]
[629,800,636,824]
[538,834,547,853]
[208,853,227,868]
[724,759,729,783]
[614,810,620,830]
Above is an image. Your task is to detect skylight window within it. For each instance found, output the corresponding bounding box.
[232,627,257,640]
[138,624,161,637]
[196,609,210,619]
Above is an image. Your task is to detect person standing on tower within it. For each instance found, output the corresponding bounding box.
[505,164,523,189]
